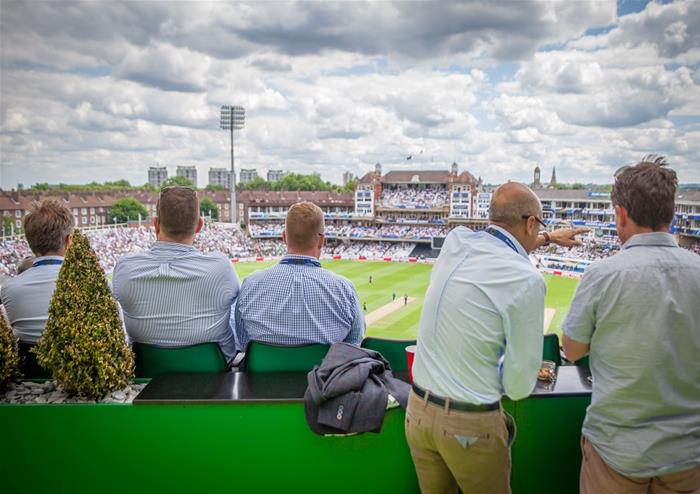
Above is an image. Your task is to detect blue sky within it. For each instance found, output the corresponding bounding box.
[0,0,698,188]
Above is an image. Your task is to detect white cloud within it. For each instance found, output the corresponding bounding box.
[0,0,698,188]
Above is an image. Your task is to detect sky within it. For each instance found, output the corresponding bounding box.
[1,0,699,189]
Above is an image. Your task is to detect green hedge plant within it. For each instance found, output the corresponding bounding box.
[35,229,134,399]
[0,312,20,391]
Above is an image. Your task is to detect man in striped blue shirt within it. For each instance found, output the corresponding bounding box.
[1,199,73,375]
[234,202,364,351]
[113,187,239,362]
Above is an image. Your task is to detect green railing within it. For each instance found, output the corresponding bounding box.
[0,367,591,494]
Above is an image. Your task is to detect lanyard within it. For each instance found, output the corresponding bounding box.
[485,228,518,254]
[280,257,321,267]
[32,259,63,268]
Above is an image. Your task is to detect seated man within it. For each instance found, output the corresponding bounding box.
[1,199,72,372]
[235,201,364,350]
[113,186,239,361]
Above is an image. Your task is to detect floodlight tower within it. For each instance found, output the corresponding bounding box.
[220,105,245,223]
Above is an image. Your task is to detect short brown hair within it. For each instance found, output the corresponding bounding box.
[156,186,199,239]
[23,199,73,255]
[285,202,324,250]
[611,155,677,230]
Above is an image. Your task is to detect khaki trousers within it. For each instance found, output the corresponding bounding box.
[581,437,700,494]
[405,389,514,494]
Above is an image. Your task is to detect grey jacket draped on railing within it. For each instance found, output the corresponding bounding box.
[304,342,410,435]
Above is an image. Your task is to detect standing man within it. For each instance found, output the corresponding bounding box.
[407,182,586,494]
[563,156,700,493]
[235,202,364,350]
[113,186,239,362]
[403,293,408,305]
[1,199,73,374]
[369,275,373,284]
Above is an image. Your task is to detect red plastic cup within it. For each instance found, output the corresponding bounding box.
[405,345,417,383]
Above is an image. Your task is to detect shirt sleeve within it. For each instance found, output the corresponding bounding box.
[501,275,545,401]
[562,267,601,344]
[111,262,123,302]
[343,284,365,346]
[233,281,248,352]
[224,261,241,351]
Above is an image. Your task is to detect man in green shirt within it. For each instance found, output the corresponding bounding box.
[563,156,700,493]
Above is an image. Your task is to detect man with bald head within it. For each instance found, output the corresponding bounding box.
[406,182,587,494]
[234,201,364,350]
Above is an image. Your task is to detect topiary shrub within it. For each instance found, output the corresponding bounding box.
[0,312,21,391]
[35,229,134,399]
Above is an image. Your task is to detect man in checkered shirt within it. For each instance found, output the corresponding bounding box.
[234,202,365,351]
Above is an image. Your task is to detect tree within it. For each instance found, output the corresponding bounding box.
[104,179,132,188]
[205,183,225,191]
[35,230,134,398]
[241,176,270,190]
[273,173,339,192]
[341,179,357,193]
[0,312,20,390]
[162,176,194,188]
[110,197,148,223]
[200,197,219,220]
[30,180,150,192]
[2,216,14,235]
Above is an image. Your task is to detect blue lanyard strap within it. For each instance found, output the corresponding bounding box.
[280,257,321,267]
[485,228,518,254]
[32,259,63,268]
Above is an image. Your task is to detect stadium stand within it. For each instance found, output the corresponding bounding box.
[379,186,448,209]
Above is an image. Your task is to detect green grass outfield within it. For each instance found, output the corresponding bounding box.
[234,260,580,340]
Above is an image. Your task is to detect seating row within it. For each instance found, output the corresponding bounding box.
[17,337,419,379]
[19,334,591,379]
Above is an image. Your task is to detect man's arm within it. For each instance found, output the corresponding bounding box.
[536,227,590,249]
[343,286,365,346]
[111,262,123,301]
[232,296,248,352]
[502,277,546,401]
[561,268,601,362]
[562,336,589,362]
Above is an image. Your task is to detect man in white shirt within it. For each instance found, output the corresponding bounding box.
[1,199,73,375]
[407,182,586,494]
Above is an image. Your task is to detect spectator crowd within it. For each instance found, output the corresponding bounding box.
[379,186,448,209]
[2,221,699,282]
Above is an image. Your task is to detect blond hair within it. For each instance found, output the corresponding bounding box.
[285,202,324,250]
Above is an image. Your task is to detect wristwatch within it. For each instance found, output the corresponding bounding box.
[540,231,551,246]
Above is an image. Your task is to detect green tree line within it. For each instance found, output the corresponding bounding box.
[27,173,356,193]
[238,173,356,193]
[30,180,157,192]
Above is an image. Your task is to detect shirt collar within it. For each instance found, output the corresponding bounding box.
[151,241,197,253]
[281,254,322,266]
[33,255,64,262]
[487,224,529,259]
[622,232,678,250]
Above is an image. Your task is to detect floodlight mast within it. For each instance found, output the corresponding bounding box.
[220,105,245,223]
